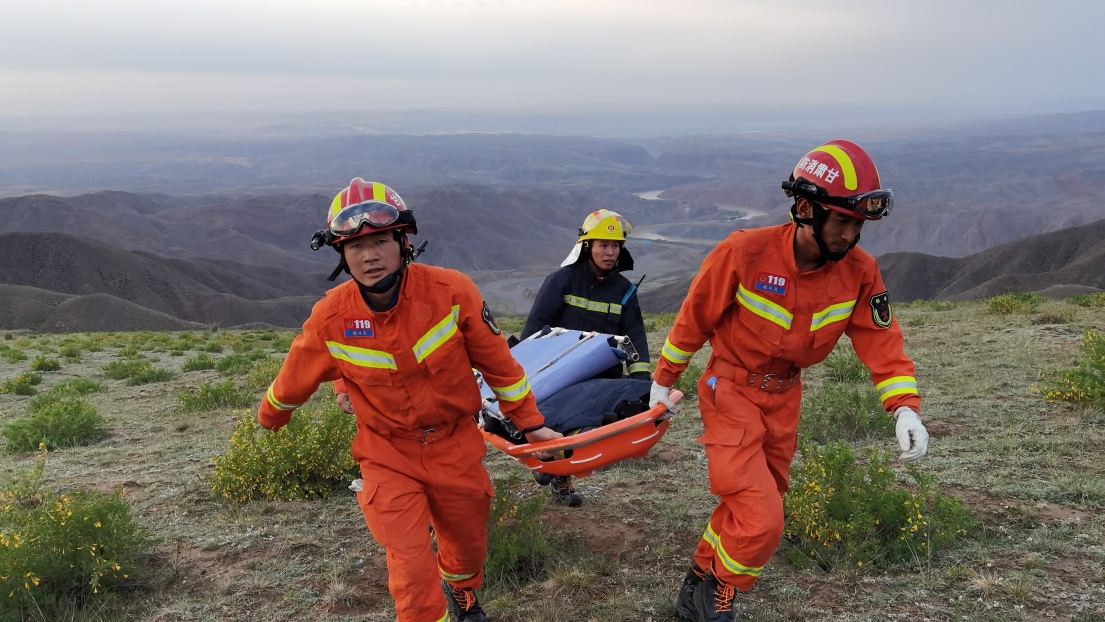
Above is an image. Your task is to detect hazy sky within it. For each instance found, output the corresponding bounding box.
[0,0,1099,119]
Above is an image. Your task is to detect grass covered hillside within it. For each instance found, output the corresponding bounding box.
[0,296,1103,621]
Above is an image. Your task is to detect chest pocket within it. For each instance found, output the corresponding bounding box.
[326,340,395,387]
[734,282,791,346]
[412,305,466,375]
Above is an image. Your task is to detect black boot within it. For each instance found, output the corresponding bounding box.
[675,564,706,621]
[441,579,487,622]
[533,471,554,486]
[550,475,583,507]
[693,572,736,622]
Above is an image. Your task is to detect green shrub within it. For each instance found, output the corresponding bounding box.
[1069,292,1105,307]
[2,333,11,340]
[799,381,893,444]
[102,360,173,385]
[216,352,267,375]
[206,403,358,502]
[116,345,140,358]
[0,373,43,396]
[483,472,550,589]
[182,353,216,372]
[246,357,283,391]
[784,441,975,572]
[643,312,678,333]
[822,347,868,384]
[178,380,254,413]
[28,356,61,372]
[3,398,108,452]
[269,335,295,352]
[58,344,82,360]
[28,379,107,409]
[128,367,174,385]
[986,291,1045,314]
[2,348,27,364]
[0,452,149,619]
[201,342,223,353]
[1038,328,1105,409]
[674,362,703,397]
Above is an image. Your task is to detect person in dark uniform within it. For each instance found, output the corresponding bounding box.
[521,209,652,506]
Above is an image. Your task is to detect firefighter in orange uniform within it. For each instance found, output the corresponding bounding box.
[257,178,562,622]
[648,141,930,622]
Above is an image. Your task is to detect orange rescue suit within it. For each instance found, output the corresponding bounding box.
[258,263,543,622]
[655,222,921,591]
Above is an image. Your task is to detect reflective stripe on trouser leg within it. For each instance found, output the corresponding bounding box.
[692,372,800,591]
[356,432,480,622]
[358,477,445,622]
[428,422,493,592]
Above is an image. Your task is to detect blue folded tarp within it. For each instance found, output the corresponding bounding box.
[480,330,626,403]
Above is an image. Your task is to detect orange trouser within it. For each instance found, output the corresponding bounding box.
[355,421,494,622]
[691,362,802,592]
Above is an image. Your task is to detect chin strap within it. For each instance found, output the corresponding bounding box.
[790,201,859,266]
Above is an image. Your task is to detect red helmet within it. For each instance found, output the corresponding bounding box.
[325,178,417,245]
[782,140,893,220]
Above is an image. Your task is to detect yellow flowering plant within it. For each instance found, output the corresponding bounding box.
[206,401,359,503]
[483,473,549,590]
[0,449,149,620]
[784,440,975,572]
[1037,328,1105,409]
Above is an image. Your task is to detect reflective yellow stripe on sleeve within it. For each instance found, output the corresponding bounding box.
[266,384,302,411]
[563,294,622,315]
[413,305,460,363]
[810,299,856,331]
[702,524,763,577]
[875,375,919,403]
[661,338,694,365]
[489,376,532,402]
[433,613,448,622]
[736,284,793,330]
[628,361,651,375]
[325,341,397,370]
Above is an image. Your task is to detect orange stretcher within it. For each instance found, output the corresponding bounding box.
[478,390,683,478]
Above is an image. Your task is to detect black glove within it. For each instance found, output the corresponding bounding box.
[630,371,652,381]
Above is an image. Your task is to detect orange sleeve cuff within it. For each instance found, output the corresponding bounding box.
[257,401,292,430]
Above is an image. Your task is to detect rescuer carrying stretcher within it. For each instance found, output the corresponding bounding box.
[257,178,562,622]
[648,140,931,621]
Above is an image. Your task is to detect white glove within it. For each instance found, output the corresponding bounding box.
[649,382,680,414]
[894,406,928,462]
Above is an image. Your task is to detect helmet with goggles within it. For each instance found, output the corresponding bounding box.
[311,178,419,283]
[316,178,417,249]
[781,139,892,220]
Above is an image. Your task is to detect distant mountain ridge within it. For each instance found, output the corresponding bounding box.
[638,219,1105,314]
[0,233,318,331]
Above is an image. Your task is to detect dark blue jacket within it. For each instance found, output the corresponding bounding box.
[521,261,651,379]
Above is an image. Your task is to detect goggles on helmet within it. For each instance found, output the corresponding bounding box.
[329,201,415,238]
[782,179,894,219]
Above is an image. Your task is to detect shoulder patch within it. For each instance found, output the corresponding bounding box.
[482,301,502,335]
[869,291,892,328]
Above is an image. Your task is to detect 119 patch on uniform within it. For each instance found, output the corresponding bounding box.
[754,271,788,296]
[344,317,374,338]
[869,291,892,328]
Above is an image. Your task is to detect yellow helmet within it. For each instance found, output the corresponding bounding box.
[561,209,636,269]
[577,209,633,242]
